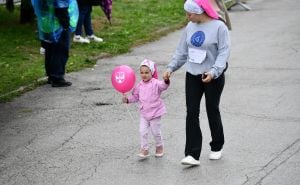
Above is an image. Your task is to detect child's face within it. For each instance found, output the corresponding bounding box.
[140,65,152,82]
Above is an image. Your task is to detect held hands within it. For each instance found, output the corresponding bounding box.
[163,71,172,84]
[163,70,212,83]
[202,72,213,83]
[164,79,170,84]
[122,94,128,103]
[163,71,172,81]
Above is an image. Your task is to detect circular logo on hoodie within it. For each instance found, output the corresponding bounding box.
[191,31,205,47]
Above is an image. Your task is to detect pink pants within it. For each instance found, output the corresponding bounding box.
[139,116,163,150]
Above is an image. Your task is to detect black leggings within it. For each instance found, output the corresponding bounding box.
[185,72,225,160]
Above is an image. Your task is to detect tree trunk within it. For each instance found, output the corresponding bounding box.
[20,0,35,24]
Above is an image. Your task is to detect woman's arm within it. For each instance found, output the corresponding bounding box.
[167,28,189,73]
[209,24,230,78]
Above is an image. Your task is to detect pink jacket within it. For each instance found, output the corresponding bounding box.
[127,78,169,121]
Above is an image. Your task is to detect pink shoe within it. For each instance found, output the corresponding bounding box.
[155,145,164,157]
[138,149,150,158]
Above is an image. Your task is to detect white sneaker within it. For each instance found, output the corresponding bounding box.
[209,150,222,160]
[40,47,45,55]
[180,155,200,166]
[87,35,103,42]
[73,35,90,43]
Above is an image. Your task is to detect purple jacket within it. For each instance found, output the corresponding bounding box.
[128,78,169,121]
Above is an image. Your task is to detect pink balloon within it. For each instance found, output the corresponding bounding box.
[111,65,136,93]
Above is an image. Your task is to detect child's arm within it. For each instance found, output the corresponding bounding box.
[157,78,170,92]
[123,85,139,104]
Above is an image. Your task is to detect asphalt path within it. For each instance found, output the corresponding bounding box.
[0,0,299,184]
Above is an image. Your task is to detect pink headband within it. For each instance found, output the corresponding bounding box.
[194,0,219,19]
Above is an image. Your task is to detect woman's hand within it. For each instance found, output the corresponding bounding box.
[202,73,213,83]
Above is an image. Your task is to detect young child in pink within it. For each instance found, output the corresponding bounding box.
[122,59,170,158]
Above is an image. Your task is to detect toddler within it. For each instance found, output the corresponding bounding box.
[123,59,170,158]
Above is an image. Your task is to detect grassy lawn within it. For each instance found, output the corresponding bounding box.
[0,0,187,102]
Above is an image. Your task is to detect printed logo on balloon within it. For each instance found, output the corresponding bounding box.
[115,72,125,83]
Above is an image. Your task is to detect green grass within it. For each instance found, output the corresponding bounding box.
[0,0,187,102]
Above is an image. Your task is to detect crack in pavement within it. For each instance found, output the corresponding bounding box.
[242,137,300,185]
[47,120,90,154]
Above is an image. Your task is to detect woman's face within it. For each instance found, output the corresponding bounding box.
[140,66,152,82]
[186,12,200,23]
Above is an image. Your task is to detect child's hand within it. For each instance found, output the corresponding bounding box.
[122,94,128,103]
[164,79,170,85]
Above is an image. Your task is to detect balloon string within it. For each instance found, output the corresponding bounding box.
[125,103,135,122]
[122,93,135,122]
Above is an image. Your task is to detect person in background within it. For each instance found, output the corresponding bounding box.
[163,0,230,165]
[122,59,170,159]
[73,0,103,43]
[32,0,79,87]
